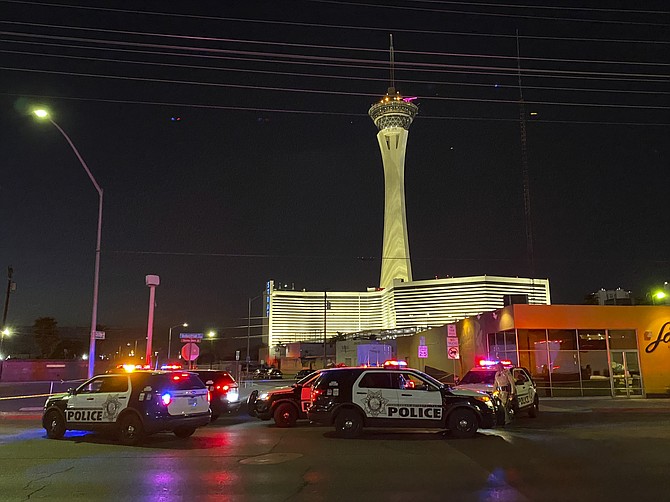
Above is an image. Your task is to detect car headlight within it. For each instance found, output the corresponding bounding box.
[474,395,494,408]
[225,389,239,402]
[258,392,269,401]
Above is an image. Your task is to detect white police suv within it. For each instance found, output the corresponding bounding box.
[454,360,539,418]
[42,371,211,445]
[308,366,498,439]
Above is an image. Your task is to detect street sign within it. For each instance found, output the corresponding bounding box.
[447,325,457,337]
[182,343,200,361]
[447,337,459,347]
[235,350,240,361]
[94,331,105,340]
[448,346,460,360]
[418,345,428,359]
[180,332,203,343]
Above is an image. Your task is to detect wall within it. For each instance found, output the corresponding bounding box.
[0,360,88,382]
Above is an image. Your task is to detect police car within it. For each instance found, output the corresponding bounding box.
[307,366,498,439]
[42,371,211,445]
[247,370,322,427]
[190,369,241,420]
[454,360,539,418]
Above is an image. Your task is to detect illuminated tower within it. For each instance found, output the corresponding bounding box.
[369,40,418,289]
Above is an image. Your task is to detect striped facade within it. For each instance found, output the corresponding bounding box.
[264,276,551,347]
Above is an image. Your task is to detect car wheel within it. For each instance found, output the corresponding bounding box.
[118,414,145,446]
[174,427,196,438]
[247,389,259,417]
[44,410,66,439]
[274,403,298,428]
[528,396,539,418]
[334,409,363,439]
[448,408,478,439]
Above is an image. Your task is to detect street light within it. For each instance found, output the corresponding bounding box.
[207,331,216,369]
[247,293,263,375]
[0,328,10,360]
[168,323,188,360]
[33,108,103,379]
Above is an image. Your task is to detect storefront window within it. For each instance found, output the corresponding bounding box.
[579,351,611,396]
[608,330,637,350]
[518,350,551,397]
[517,329,547,351]
[548,350,581,397]
[577,330,607,350]
[547,329,577,350]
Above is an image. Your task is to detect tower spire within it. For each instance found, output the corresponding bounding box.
[389,33,395,93]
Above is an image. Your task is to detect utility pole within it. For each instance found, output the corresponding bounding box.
[3,266,15,329]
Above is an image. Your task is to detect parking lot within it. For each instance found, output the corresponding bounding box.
[1,379,670,501]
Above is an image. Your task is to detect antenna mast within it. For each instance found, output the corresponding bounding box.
[389,34,395,91]
[517,29,535,277]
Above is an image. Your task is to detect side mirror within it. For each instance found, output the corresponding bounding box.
[67,387,75,395]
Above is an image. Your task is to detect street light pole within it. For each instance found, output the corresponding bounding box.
[207,331,216,370]
[247,293,262,375]
[168,323,188,361]
[33,109,103,379]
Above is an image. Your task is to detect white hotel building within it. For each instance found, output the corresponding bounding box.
[263,276,550,347]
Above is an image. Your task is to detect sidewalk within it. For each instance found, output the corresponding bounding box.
[541,397,670,413]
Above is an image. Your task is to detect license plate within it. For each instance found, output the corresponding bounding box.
[188,398,198,407]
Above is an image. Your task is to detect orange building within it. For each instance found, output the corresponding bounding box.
[397,305,670,398]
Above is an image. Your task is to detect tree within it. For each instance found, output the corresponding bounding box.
[33,317,60,358]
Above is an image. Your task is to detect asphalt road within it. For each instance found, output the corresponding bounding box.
[1,390,669,501]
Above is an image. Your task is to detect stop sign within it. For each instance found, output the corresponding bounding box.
[181,343,200,361]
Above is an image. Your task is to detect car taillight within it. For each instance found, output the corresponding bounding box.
[311,388,323,401]
[207,391,211,403]
[161,393,172,406]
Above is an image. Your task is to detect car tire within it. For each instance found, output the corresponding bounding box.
[247,389,259,417]
[274,403,298,428]
[334,409,363,439]
[528,396,539,418]
[44,409,66,439]
[118,414,145,446]
[447,408,478,439]
[174,427,196,438]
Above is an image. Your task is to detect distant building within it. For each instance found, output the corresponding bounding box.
[262,276,550,347]
[590,288,634,305]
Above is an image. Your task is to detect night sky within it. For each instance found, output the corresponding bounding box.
[2,1,669,348]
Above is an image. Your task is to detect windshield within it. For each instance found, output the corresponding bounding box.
[459,370,496,385]
[297,371,320,386]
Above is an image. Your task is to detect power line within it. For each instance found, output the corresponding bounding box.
[306,0,670,27]
[4,92,670,127]
[2,0,670,45]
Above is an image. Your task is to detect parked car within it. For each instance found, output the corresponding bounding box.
[254,368,283,380]
[454,361,539,419]
[294,369,315,381]
[308,366,498,439]
[190,369,241,420]
[248,370,322,427]
[42,371,210,445]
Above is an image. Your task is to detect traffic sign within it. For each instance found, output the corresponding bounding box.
[94,331,105,340]
[180,332,203,343]
[447,325,457,337]
[182,343,200,361]
[447,337,459,347]
[418,345,428,359]
[448,346,460,360]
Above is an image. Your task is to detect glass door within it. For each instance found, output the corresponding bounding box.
[610,351,643,397]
